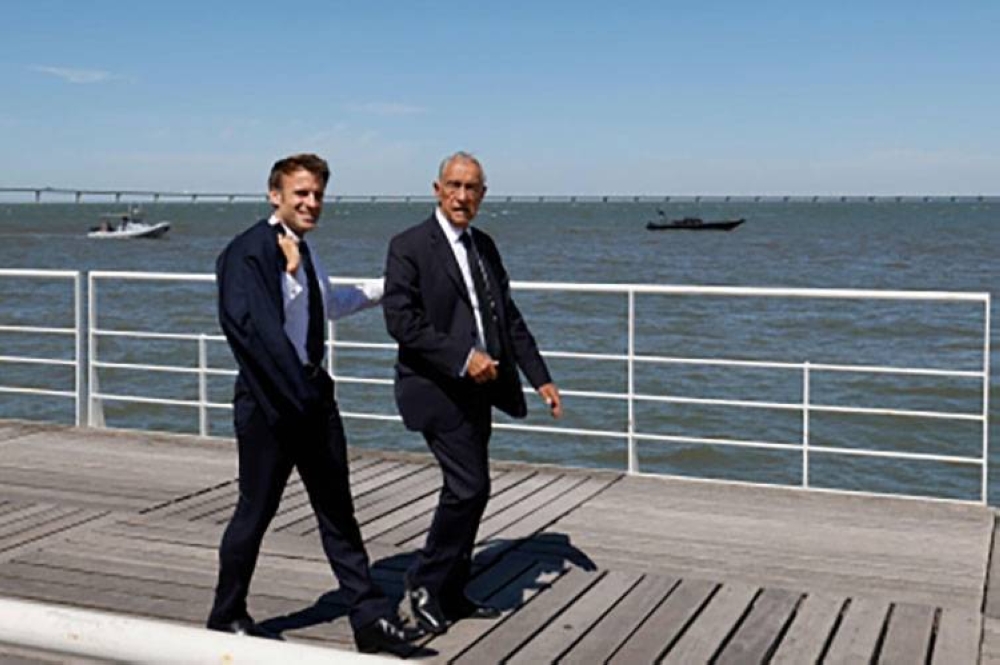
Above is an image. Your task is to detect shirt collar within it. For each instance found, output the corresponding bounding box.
[435,207,469,244]
[268,214,301,243]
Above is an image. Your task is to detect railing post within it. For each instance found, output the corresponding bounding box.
[627,289,637,474]
[198,334,208,437]
[74,272,84,427]
[982,296,991,504]
[87,273,102,428]
[802,361,811,489]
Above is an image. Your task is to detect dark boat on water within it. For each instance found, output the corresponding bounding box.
[645,212,745,231]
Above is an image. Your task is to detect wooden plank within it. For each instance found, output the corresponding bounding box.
[472,476,619,568]
[0,508,108,553]
[770,592,846,665]
[269,461,422,533]
[42,530,402,594]
[823,597,891,665]
[367,470,552,545]
[0,503,61,530]
[507,570,640,664]
[144,482,237,520]
[609,578,717,664]
[480,476,615,544]
[560,574,678,664]
[931,608,981,664]
[451,475,585,547]
[984,515,1000,618]
[0,466,181,499]
[381,471,561,547]
[451,567,599,664]
[353,464,439,511]
[878,602,936,664]
[714,587,801,665]
[659,582,758,664]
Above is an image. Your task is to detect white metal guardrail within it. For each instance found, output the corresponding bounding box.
[4,271,992,503]
[0,269,83,425]
[0,597,394,664]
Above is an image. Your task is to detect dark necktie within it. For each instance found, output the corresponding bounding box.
[459,231,502,359]
[299,240,325,366]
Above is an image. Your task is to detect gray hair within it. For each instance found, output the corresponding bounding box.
[437,151,487,184]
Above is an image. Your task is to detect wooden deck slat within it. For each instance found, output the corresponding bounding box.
[506,569,640,664]
[877,602,937,664]
[450,567,599,664]
[659,582,758,664]
[378,471,563,547]
[769,592,846,664]
[366,469,548,545]
[269,461,423,533]
[352,464,439,511]
[0,421,993,662]
[609,578,717,664]
[714,587,801,664]
[144,482,237,520]
[559,574,678,664]
[932,608,981,664]
[822,597,891,664]
[0,508,108,553]
[0,503,61,530]
[483,476,616,541]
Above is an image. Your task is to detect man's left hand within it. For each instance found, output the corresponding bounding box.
[537,383,562,419]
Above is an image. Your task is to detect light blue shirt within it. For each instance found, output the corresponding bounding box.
[268,215,383,365]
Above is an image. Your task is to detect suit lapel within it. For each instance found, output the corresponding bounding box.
[259,220,286,323]
[425,216,471,304]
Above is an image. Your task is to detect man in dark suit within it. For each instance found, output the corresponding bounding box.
[383,152,562,635]
[208,153,417,653]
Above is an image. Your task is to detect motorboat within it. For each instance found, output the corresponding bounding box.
[645,211,745,231]
[87,206,171,239]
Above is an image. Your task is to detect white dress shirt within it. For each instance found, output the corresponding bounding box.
[435,208,489,376]
[268,215,383,365]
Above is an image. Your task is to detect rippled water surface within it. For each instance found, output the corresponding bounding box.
[1,200,998,501]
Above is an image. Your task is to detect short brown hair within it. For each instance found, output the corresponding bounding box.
[268,153,331,191]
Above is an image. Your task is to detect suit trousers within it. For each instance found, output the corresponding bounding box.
[408,400,492,598]
[208,380,387,632]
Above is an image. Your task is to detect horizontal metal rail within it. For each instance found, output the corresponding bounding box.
[75,272,993,503]
[0,270,82,424]
[0,596,393,664]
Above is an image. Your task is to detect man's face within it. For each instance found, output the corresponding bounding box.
[434,159,486,229]
[268,168,325,236]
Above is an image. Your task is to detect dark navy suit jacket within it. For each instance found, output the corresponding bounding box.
[216,219,324,431]
[383,216,551,432]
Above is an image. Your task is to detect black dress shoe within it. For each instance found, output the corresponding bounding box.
[354,616,423,654]
[443,595,502,621]
[206,616,280,640]
[407,585,448,635]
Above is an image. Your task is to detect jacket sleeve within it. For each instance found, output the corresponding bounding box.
[326,278,384,320]
[217,242,317,423]
[383,235,470,377]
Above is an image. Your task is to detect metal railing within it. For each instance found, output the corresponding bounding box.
[0,269,83,425]
[4,270,992,503]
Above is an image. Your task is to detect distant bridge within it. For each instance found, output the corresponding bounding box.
[0,186,996,204]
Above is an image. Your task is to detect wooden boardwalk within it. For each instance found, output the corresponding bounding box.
[0,419,996,663]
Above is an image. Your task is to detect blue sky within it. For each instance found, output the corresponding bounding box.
[2,1,997,195]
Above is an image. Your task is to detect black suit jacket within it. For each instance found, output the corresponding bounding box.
[383,215,551,432]
[216,219,325,430]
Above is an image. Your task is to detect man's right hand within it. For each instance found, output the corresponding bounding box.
[466,349,499,383]
[278,233,300,273]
